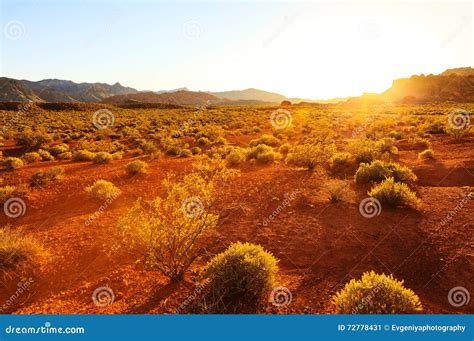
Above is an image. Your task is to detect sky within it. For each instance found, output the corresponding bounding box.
[0,0,472,99]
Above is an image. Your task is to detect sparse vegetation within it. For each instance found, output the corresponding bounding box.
[201,242,279,313]
[332,271,422,313]
[85,180,120,200]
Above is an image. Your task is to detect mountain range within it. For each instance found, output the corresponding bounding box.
[1,67,473,105]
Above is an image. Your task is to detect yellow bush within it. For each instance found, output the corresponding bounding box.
[126,160,149,175]
[0,228,45,271]
[332,271,422,314]
[85,180,120,200]
[202,242,279,313]
[355,160,417,183]
[0,185,16,204]
[368,177,420,208]
[286,143,335,170]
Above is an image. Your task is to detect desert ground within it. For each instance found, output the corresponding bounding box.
[0,102,472,314]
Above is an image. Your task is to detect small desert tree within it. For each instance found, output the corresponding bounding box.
[118,156,238,281]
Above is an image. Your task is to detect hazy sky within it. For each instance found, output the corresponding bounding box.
[1,0,472,99]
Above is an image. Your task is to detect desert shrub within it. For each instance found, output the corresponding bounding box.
[326,181,350,203]
[138,140,158,155]
[0,227,45,271]
[408,137,431,150]
[22,152,41,164]
[448,125,470,141]
[213,136,228,145]
[49,143,70,156]
[0,185,16,204]
[3,157,24,171]
[368,177,420,208]
[56,152,72,160]
[378,137,398,155]
[387,131,402,140]
[286,143,335,170]
[354,160,417,183]
[197,137,211,146]
[112,151,124,160]
[37,149,54,161]
[201,242,279,313]
[191,146,202,155]
[85,180,120,200]
[332,271,422,313]
[422,120,446,134]
[166,146,182,156]
[73,150,96,162]
[278,143,291,154]
[348,139,382,163]
[180,149,192,157]
[418,149,434,160]
[247,144,278,164]
[226,147,246,167]
[16,130,52,149]
[30,166,65,186]
[118,159,237,281]
[93,152,113,164]
[126,160,149,175]
[249,134,280,147]
[330,152,351,168]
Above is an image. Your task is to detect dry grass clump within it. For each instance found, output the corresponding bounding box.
[368,177,420,208]
[0,186,16,204]
[93,152,113,164]
[247,144,278,164]
[3,157,24,171]
[125,160,149,175]
[30,166,65,186]
[286,143,335,170]
[418,149,435,160]
[22,152,41,164]
[332,271,422,314]
[85,180,120,200]
[200,242,279,313]
[0,227,46,272]
[73,149,96,162]
[354,160,417,183]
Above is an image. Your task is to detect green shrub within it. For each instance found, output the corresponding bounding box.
[247,144,278,164]
[37,149,54,161]
[418,149,434,160]
[49,143,70,156]
[348,139,382,163]
[0,185,16,204]
[85,180,120,200]
[93,152,113,164]
[354,160,417,183]
[285,143,335,170]
[191,147,202,155]
[0,227,45,271]
[249,134,280,147]
[16,130,52,149]
[278,143,291,154]
[226,147,246,167]
[56,151,72,160]
[368,177,420,208]
[126,160,149,175]
[30,166,65,186]
[73,150,96,162]
[3,157,24,171]
[332,271,422,313]
[202,242,279,313]
[22,152,41,164]
[330,152,351,168]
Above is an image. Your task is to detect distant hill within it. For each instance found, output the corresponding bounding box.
[345,67,474,105]
[210,88,286,103]
[0,77,138,102]
[102,90,219,105]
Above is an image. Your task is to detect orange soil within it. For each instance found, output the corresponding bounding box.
[1,134,473,314]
